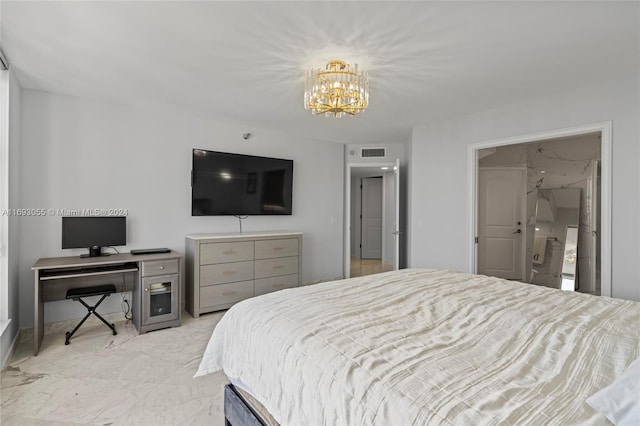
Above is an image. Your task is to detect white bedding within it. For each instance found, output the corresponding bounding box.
[195,269,640,425]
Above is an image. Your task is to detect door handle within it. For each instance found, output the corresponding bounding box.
[513,229,522,234]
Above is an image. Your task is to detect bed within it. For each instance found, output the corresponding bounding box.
[195,269,640,425]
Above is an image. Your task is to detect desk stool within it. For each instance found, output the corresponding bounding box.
[65,284,117,345]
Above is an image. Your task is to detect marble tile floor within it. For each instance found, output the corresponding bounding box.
[350,257,393,278]
[1,311,228,426]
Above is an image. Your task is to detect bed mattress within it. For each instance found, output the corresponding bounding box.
[196,269,640,425]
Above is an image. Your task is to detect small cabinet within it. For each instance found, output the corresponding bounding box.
[134,257,181,333]
[142,274,179,326]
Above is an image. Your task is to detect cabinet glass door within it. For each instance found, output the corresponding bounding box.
[142,275,178,325]
[150,284,172,317]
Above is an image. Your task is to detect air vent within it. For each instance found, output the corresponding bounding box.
[361,148,386,158]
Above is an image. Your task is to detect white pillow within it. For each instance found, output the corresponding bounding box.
[586,358,640,425]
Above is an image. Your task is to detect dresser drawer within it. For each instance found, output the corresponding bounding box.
[141,259,179,277]
[254,274,299,296]
[200,261,254,286]
[255,238,299,259]
[200,281,254,309]
[254,256,298,279]
[200,241,254,265]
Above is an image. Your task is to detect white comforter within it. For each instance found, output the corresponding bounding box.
[195,269,640,425]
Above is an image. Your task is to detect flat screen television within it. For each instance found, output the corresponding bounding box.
[191,149,293,216]
[62,216,127,257]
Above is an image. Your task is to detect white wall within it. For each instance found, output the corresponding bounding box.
[403,134,412,268]
[409,74,640,301]
[18,90,345,327]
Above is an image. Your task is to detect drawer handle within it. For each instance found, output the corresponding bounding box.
[222,271,237,275]
[272,247,283,251]
[222,290,236,296]
[272,283,284,288]
[272,265,284,270]
[160,265,165,270]
[223,250,237,255]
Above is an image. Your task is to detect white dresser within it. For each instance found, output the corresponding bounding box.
[185,231,302,317]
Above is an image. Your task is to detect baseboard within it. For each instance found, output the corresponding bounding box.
[1,320,20,368]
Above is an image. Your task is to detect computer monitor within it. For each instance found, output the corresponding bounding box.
[62,216,126,257]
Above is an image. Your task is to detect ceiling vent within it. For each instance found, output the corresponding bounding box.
[361,148,386,158]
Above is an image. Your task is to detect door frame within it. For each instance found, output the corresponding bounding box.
[467,121,612,296]
[345,162,397,278]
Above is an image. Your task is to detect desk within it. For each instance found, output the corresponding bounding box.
[32,252,182,356]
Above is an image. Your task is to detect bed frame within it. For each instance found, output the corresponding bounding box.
[224,384,274,426]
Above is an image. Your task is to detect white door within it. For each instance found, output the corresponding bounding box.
[478,168,526,280]
[361,177,383,259]
[393,159,401,270]
[588,160,599,294]
[381,162,401,270]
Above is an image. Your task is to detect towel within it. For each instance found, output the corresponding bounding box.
[532,236,547,264]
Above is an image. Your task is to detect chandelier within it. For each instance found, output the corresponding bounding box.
[304,60,369,118]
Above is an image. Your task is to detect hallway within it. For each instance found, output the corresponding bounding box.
[350,257,393,278]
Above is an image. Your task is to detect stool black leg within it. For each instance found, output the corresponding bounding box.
[65,294,117,345]
[65,310,93,345]
[93,313,117,335]
[91,293,117,335]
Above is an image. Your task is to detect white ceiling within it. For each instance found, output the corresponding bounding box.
[1,1,637,145]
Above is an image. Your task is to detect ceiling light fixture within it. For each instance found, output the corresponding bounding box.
[304,60,369,118]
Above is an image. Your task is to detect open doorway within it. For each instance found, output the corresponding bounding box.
[345,161,401,278]
[361,176,383,260]
[469,122,611,297]
[352,175,389,277]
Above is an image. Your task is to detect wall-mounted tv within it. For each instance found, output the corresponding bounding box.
[191,149,293,216]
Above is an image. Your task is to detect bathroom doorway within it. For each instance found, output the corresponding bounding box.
[469,123,609,296]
